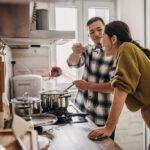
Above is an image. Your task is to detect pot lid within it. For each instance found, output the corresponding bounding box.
[11,97,41,104]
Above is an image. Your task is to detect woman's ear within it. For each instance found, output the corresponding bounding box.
[111,35,118,44]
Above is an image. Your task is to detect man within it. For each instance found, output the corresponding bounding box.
[67,17,115,140]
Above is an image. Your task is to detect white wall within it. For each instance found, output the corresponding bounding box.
[146,0,150,48]
[118,0,145,45]
[116,1,145,150]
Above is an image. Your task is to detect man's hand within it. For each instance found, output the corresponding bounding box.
[72,43,86,54]
[73,80,89,90]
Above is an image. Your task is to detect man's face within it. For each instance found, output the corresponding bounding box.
[88,20,105,46]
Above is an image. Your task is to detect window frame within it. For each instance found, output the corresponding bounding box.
[48,0,116,89]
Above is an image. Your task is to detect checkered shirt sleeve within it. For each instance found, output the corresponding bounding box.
[67,44,115,125]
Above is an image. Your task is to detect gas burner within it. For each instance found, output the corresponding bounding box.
[55,114,72,124]
[48,105,88,124]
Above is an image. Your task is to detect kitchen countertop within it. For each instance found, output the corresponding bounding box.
[39,103,122,150]
[43,120,122,150]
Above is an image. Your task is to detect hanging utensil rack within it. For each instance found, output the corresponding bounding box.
[0,38,6,56]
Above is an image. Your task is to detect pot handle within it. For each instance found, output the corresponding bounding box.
[23,92,29,100]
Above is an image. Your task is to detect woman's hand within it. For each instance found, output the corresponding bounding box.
[88,126,112,140]
[73,80,89,90]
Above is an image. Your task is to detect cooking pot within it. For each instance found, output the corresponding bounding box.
[10,93,41,121]
[40,90,71,112]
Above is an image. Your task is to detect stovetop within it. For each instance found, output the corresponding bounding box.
[34,105,88,135]
[49,105,88,124]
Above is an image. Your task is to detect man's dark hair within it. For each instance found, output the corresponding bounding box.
[86,17,105,27]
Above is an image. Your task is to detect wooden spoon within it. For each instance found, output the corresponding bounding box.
[64,84,74,92]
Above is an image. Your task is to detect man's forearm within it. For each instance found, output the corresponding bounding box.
[68,53,80,65]
[105,88,128,131]
[87,82,114,93]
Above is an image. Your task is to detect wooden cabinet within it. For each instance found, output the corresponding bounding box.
[0,3,30,38]
[0,0,50,3]
[0,2,75,46]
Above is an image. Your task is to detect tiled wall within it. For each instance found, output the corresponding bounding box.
[11,46,49,76]
[10,46,50,92]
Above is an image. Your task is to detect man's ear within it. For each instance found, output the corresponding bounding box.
[111,35,118,44]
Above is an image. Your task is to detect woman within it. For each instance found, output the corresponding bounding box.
[88,21,150,148]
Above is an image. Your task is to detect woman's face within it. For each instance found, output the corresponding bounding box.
[103,33,113,56]
[103,33,120,57]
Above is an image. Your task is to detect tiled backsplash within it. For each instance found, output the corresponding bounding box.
[11,47,49,76]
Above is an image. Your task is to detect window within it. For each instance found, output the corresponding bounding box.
[88,8,109,44]
[48,0,116,89]
[55,7,77,87]
[88,8,109,23]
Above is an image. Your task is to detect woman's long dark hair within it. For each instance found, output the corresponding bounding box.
[105,21,150,59]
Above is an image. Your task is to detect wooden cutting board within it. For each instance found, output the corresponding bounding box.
[0,129,38,150]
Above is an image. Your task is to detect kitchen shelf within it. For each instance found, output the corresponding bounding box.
[0,0,52,3]
[2,30,75,46]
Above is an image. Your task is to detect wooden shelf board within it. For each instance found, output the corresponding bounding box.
[1,30,75,46]
[0,0,51,3]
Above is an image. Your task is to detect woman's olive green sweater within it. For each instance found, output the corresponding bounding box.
[112,42,150,112]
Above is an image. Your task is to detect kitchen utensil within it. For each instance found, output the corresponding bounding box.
[11,61,16,77]
[12,114,28,150]
[31,113,58,127]
[40,90,71,112]
[0,39,6,56]
[63,83,74,92]
[10,95,41,121]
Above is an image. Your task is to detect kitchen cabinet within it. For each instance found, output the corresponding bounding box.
[0,2,75,46]
[0,0,51,3]
[0,3,30,38]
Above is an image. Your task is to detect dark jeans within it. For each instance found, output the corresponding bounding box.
[97,125,116,141]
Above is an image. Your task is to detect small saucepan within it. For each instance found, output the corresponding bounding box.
[10,95,41,120]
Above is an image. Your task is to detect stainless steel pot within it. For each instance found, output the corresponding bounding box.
[40,90,71,112]
[10,94,41,120]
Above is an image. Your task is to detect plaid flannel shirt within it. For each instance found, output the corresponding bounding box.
[67,44,115,125]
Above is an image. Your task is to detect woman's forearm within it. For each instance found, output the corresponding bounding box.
[87,82,114,93]
[105,87,128,131]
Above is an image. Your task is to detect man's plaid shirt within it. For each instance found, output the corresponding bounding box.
[67,44,115,125]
